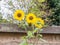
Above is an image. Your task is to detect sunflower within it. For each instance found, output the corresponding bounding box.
[26,13,37,24]
[13,10,24,21]
[35,18,44,28]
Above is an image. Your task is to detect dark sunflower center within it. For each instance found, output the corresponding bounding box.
[29,23,32,26]
[29,16,33,20]
[17,13,21,17]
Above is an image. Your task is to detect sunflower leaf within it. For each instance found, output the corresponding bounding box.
[27,31,34,38]
[19,40,28,45]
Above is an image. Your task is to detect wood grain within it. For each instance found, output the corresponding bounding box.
[0,23,60,34]
[0,33,59,45]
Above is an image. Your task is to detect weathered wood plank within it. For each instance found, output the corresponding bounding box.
[0,33,60,45]
[41,26,60,34]
[0,23,60,34]
[0,23,26,32]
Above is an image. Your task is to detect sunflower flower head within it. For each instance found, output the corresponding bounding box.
[26,13,37,24]
[13,10,24,21]
[35,18,44,28]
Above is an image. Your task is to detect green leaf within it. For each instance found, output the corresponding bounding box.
[37,34,43,38]
[19,40,28,45]
[27,31,34,38]
[33,28,39,33]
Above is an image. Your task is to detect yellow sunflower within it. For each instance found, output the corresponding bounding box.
[26,13,37,24]
[13,10,24,21]
[35,18,44,28]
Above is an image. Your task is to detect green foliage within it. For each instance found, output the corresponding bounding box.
[28,0,47,17]
[19,40,28,45]
[27,31,34,38]
[0,14,8,23]
[19,28,42,45]
[47,0,60,26]
[47,0,60,8]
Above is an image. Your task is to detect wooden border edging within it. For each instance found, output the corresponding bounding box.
[41,26,60,34]
[0,23,60,34]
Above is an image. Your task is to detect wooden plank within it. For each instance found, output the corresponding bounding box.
[41,26,60,34]
[0,23,28,33]
[0,23,60,34]
[0,33,59,45]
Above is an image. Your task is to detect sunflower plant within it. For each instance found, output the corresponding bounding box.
[13,9,45,45]
[13,10,45,30]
